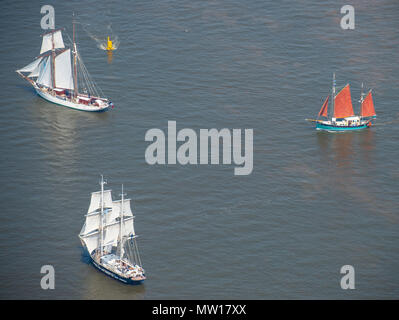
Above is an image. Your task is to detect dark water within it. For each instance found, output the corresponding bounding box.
[0,0,398,299]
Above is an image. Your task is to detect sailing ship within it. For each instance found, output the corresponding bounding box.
[79,176,146,284]
[16,19,114,112]
[307,73,376,131]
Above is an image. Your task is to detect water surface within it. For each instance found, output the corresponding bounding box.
[0,0,398,299]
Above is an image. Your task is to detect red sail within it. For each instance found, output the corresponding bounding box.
[318,95,329,117]
[334,84,354,118]
[361,91,376,117]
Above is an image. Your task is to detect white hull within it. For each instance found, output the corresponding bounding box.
[34,86,110,112]
[17,25,114,113]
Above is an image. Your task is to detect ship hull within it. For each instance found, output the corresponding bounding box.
[91,258,145,285]
[35,87,110,112]
[316,122,370,132]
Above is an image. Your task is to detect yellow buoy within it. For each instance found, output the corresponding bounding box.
[106,36,115,51]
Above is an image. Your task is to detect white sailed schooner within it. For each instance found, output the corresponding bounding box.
[16,19,113,112]
[79,176,146,284]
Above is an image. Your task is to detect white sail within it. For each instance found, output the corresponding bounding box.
[106,201,121,225]
[36,56,52,88]
[80,212,100,236]
[105,199,134,229]
[28,58,46,78]
[17,57,43,74]
[124,199,134,217]
[123,217,135,237]
[78,176,143,269]
[103,222,120,246]
[104,207,118,226]
[88,190,113,213]
[55,49,74,90]
[113,199,134,217]
[102,216,135,247]
[40,30,65,54]
[81,233,99,255]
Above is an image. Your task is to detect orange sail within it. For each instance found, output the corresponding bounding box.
[318,95,329,117]
[334,84,354,118]
[361,91,376,117]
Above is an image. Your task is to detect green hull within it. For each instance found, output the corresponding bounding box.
[316,122,369,131]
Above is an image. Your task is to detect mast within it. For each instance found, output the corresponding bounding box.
[100,175,106,258]
[51,32,56,88]
[331,72,336,120]
[360,83,364,102]
[359,82,364,118]
[119,184,125,267]
[72,14,78,97]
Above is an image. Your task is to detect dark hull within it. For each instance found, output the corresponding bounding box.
[91,258,145,285]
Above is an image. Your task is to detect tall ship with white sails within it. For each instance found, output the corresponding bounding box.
[79,176,146,284]
[16,18,113,112]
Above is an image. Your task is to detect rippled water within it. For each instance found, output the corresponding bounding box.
[0,0,398,299]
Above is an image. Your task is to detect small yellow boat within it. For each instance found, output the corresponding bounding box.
[106,36,115,51]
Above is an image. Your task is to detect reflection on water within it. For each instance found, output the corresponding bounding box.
[315,128,376,183]
[107,51,113,64]
[315,129,396,223]
[27,96,110,168]
[80,247,92,265]
[83,264,146,300]
[358,128,376,166]
[331,132,356,165]
[316,129,375,169]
